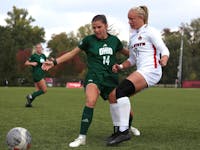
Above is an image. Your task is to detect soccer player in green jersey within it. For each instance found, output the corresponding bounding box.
[25,43,47,107]
[42,14,140,147]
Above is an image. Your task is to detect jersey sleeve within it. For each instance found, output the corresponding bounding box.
[28,55,35,62]
[149,27,170,57]
[116,37,124,51]
[78,36,89,51]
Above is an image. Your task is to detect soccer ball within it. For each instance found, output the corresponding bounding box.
[6,127,31,150]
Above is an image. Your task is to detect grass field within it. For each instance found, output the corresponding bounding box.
[0,87,200,150]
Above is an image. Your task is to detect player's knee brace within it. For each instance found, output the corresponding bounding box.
[116,79,135,99]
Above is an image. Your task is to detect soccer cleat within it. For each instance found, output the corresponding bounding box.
[106,126,119,141]
[25,94,32,107]
[25,103,32,107]
[130,126,140,136]
[106,129,131,146]
[69,136,86,147]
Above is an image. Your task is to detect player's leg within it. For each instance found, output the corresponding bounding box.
[108,89,131,146]
[107,71,147,146]
[109,93,140,136]
[69,83,100,147]
[25,79,47,107]
[33,79,47,98]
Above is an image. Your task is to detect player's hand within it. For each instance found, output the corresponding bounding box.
[31,62,38,66]
[159,55,169,67]
[112,64,122,73]
[42,60,54,71]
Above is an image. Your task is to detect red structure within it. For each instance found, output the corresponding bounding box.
[182,80,200,88]
[66,82,83,88]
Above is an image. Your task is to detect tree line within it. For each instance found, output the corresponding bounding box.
[0,6,200,86]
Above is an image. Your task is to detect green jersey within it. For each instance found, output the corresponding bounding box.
[28,53,46,82]
[78,34,123,75]
[78,34,123,100]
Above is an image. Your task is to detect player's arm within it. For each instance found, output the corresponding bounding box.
[112,60,132,73]
[42,47,81,71]
[24,60,37,66]
[56,47,81,64]
[149,28,170,67]
[159,55,169,67]
[113,47,135,73]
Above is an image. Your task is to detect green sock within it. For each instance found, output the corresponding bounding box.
[80,106,94,135]
[31,90,44,101]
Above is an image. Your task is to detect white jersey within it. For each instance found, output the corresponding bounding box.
[128,24,170,86]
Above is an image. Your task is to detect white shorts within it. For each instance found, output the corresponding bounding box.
[136,67,162,87]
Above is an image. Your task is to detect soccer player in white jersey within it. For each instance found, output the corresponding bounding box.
[106,5,170,146]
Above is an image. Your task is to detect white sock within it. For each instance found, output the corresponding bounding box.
[110,103,120,126]
[117,97,130,132]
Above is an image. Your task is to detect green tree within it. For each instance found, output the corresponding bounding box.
[182,18,200,80]
[47,31,85,81]
[161,18,200,84]
[0,26,15,85]
[5,6,45,49]
[47,24,94,81]
[77,24,93,40]
[161,28,192,84]
[161,28,181,84]
[0,6,46,85]
[47,32,78,57]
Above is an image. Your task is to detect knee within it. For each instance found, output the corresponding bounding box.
[116,79,135,99]
[42,88,47,93]
[86,99,96,108]
[108,89,117,104]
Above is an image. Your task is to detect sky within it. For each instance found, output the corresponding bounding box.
[1,0,200,42]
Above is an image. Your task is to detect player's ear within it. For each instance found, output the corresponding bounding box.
[105,24,108,30]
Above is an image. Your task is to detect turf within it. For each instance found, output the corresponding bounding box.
[0,87,200,150]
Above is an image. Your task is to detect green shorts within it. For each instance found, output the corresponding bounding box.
[32,72,45,83]
[84,72,119,100]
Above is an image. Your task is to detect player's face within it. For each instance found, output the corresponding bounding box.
[92,20,108,39]
[36,44,43,54]
[128,10,144,29]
